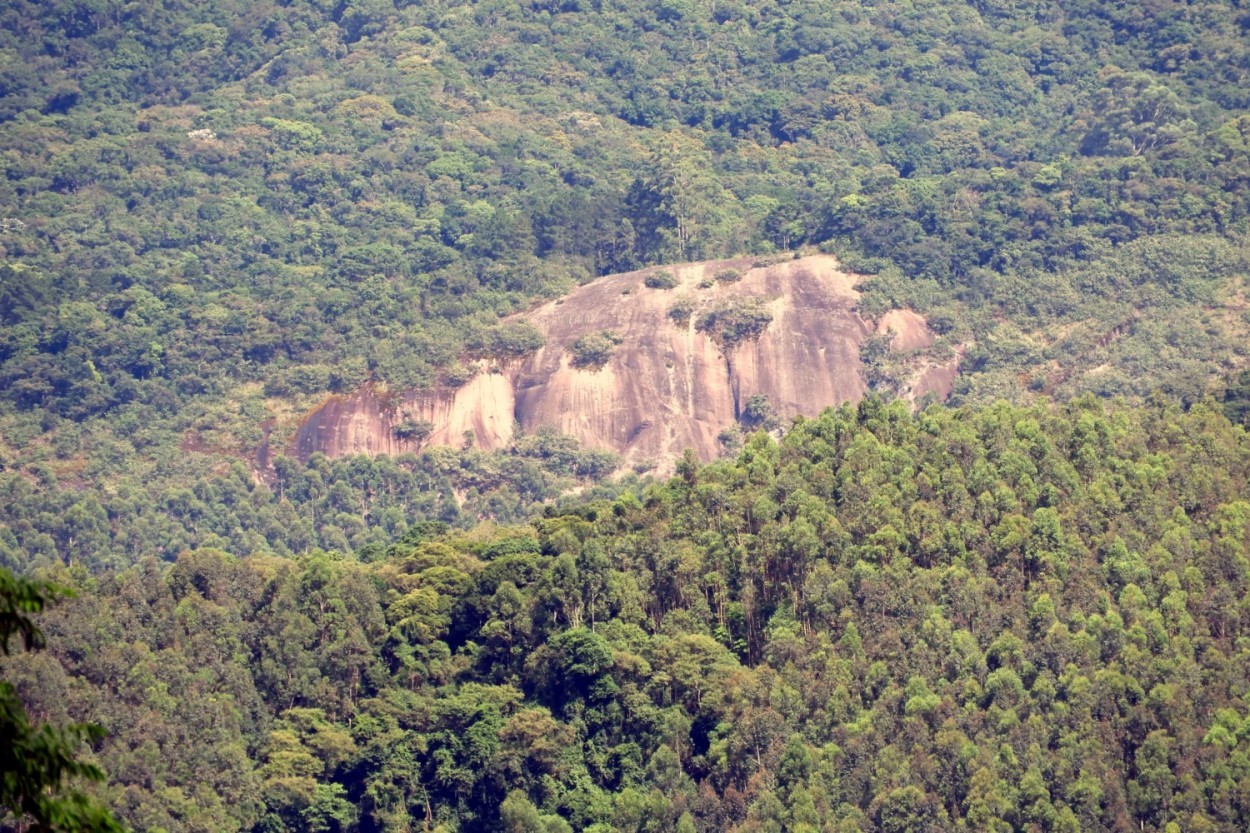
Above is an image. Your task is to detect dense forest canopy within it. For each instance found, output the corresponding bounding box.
[1,0,1249,569]
[5,397,1250,831]
[4,2,1250,830]
[1,0,1248,406]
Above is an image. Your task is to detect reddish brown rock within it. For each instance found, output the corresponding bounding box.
[910,358,960,403]
[291,255,958,469]
[292,387,406,460]
[876,309,936,351]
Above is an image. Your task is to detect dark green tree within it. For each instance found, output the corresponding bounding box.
[0,568,123,832]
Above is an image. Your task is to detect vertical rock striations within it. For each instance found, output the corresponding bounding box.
[292,255,952,469]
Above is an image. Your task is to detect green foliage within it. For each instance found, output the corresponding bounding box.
[1222,369,1250,427]
[696,298,773,350]
[6,1,1250,823]
[467,322,547,362]
[643,271,678,290]
[2,0,1250,596]
[858,333,898,394]
[0,433,629,572]
[568,331,623,370]
[392,419,434,443]
[667,297,696,327]
[0,569,67,654]
[14,397,1250,831]
[739,394,779,431]
[1,569,123,832]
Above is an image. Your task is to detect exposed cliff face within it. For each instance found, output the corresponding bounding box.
[407,372,517,450]
[877,309,935,351]
[292,387,406,460]
[509,255,871,465]
[290,374,520,460]
[292,255,953,468]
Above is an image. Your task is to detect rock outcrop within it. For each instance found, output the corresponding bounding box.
[292,388,404,460]
[876,309,935,351]
[292,255,953,469]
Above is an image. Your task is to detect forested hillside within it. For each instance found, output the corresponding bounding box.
[7,398,1250,831]
[3,0,1249,413]
[3,0,1250,570]
[5,6,1250,826]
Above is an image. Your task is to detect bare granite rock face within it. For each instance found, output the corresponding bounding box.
[876,308,936,352]
[291,255,952,469]
[292,387,403,460]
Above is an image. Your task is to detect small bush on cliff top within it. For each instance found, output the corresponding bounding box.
[644,270,678,289]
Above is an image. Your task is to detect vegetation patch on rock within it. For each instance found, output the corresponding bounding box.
[568,331,624,370]
[667,297,696,326]
[465,322,546,361]
[696,297,774,349]
[644,270,678,290]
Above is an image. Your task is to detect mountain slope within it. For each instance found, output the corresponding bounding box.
[1,0,1249,572]
[10,396,1250,832]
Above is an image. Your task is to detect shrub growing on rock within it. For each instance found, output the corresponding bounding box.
[644,270,678,289]
[569,331,623,369]
[696,298,773,349]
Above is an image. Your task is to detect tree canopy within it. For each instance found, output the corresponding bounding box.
[1,569,123,832]
[9,397,1250,831]
[2,0,1250,575]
